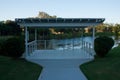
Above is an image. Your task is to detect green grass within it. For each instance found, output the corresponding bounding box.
[80,46,120,80]
[0,56,42,80]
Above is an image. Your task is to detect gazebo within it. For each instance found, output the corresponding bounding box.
[15,18,105,59]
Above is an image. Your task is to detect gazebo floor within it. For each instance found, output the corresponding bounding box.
[26,49,93,59]
[26,49,94,68]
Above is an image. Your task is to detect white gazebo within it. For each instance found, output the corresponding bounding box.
[15,18,105,59]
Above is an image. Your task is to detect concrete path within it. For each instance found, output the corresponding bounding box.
[27,59,93,80]
[39,67,87,80]
[26,49,94,80]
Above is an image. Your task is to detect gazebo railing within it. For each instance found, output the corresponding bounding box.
[27,39,94,56]
[37,39,82,50]
[27,40,37,55]
[82,41,94,56]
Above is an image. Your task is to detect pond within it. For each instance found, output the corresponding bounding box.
[37,37,93,50]
[37,36,119,50]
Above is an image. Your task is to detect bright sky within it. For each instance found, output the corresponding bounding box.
[0,0,120,24]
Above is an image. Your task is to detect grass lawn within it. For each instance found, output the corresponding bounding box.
[80,46,120,80]
[0,56,42,80]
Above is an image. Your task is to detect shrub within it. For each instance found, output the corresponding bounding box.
[0,39,6,55]
[94,36,114,57]
[1,37,25,58]
[0,41,2,54]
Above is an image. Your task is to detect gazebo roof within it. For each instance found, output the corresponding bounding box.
[15,18,105,28]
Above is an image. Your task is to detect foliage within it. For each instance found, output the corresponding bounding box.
[37,11,57,18]
[0,40,4,55]
[0,36,12,55]
[114,24,120,40]
[95,23,114,33]
[94,36,114,57]
[95,32,114,37]
[1,37,25,58]
[0,21,22,36]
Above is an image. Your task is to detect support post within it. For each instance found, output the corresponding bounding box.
[72,28,74,50]
[92,26,95,55]
[45,40,46,49]
[35,28,37,41]
[25,27,28,57]
[81,28,84,48]
[35,28,37,50]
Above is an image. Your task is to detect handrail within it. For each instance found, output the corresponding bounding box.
[27,40,37,55]
[27,40,36,45]
[27,39,94,57]
[37,39,82,50]
[82,41,94,56]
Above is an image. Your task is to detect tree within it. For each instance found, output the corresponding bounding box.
[5,20,22,36]
[0,21,22,36]
[96,23,105,32]
[37,12,57,18]
[114,24,120,40]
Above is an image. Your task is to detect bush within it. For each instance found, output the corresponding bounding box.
[0,41,2,54]
[0,39,6,55]
[94,36,114,57]
[1,37,25,58]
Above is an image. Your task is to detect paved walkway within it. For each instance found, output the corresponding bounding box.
[27,58,93,80]
[26,49,94,80]
[39,67,87,80]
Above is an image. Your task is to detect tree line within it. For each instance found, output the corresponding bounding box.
[0,11,120,40]
[0,20,22,36]
[0,20,120,39]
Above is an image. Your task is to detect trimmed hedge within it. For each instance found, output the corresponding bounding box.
[1,37,24,58]
[94,36,114,57]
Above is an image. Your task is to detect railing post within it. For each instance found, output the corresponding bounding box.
[34,41,35,51]
[86,42,88,52]
[32,42,34,52]
[88,43,90,55]
[65,39,67,50]
[83,41,85,50]
[73,39,74,50]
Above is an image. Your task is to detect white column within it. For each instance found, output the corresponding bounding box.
[72,28,74,50]
[81,28,84,48]
[92,26,95,47]
[92,26,95,55]
[35,28,37,41]
[25,27,28,57]
[35,28,37,50]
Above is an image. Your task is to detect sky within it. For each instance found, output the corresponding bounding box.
[0,0,120,24]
